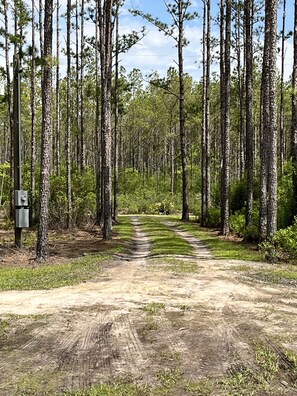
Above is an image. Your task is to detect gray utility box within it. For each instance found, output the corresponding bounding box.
[15,208,29,228]
[15,190,29,207]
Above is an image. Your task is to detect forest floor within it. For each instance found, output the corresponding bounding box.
[1,216,297,395]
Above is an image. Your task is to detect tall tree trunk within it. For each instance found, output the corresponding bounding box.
[39,0,43,58]
[292,0,297,219]
[76,0,80,166]
[66,0,72,229]
[3,0,14,220]
[113,3,120,223]
[95,0,101,225]
[178,0,189,221]
[236,1,245,179]
[80,0,86,170]
[201,0,207,226]
[205,0,211,221]
[36,0,53,260]
[99,0,114,240]
[220,0,230,236]
[260,0,278,240]
[245,0,254,228]
[30,0,36,225]
[266,0,278,237]
[55,0,61,176]
[279,0,286,177]
[201,0,211,226]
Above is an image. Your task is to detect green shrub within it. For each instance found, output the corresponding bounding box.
[230,212,245,236]
[242,225,259,242]
[206,207,221,228]
[260,217,297,262]
[277,162,294,229]
[230,178,247,214]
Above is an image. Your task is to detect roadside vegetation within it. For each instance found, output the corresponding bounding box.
[0,216,134,291]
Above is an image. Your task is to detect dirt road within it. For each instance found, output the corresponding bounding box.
[1,217,297,395]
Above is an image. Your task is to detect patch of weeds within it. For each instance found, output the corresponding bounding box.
[63,382,150,395]
[158,351,181,364]
[221,372,255,395]
[255,343,279,382]
[284,349,297,377]
[0,318,9,338]
[140,217,195,257]
[176,221,262,262]
[13,370,63,396]
[177,304,191,314]
[142,302,165,315]
[232,265,251,272]
[137,318,158,341]
[156,368,182,389]
[185,378,213,395]
[0,254,108,290]
[252,268,297,286]
[164,258,199,274]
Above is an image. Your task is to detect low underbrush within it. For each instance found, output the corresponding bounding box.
[0,216,134,291]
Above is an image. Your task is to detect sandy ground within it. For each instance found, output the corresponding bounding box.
[1,217,297,395]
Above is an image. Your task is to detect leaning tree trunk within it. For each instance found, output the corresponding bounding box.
[36,0,53,261]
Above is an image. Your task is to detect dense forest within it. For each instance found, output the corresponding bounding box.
[0,0,296,261]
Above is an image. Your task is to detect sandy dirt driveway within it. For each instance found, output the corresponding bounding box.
[1,217,297,395]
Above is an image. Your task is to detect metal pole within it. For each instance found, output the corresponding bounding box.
[13,54,22,248]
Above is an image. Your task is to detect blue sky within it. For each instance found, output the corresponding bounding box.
[0,0,295,88]
[118,0,294,82]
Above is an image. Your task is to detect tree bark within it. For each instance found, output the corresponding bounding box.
[178,0,189,221]
[80,0,86,170]
[36,0,53,260]
[279,0,286,177]
[291,0,297,219]
[245,0,254,228]
[99,0,114,240]
[30,0,36,225]
[66,0,72,229]
[220,0,230,236]
[55,0,61,176]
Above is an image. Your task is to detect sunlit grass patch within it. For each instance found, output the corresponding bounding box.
[140,216,194,257]
[176,221,262,262]
[0,254,106,291]
[148,257,200,274]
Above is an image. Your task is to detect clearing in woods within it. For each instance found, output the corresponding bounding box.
[0,216,297,395]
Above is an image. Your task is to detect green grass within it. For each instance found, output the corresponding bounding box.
[0,254,107,291]
[115,215,135,242]
[142,302,165,315]
[252,267,297,285]
[175,221,262,262]
[140,216,195,257]
[0,217,134,291]
[149,257,200,274]
[63,383,150,396]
